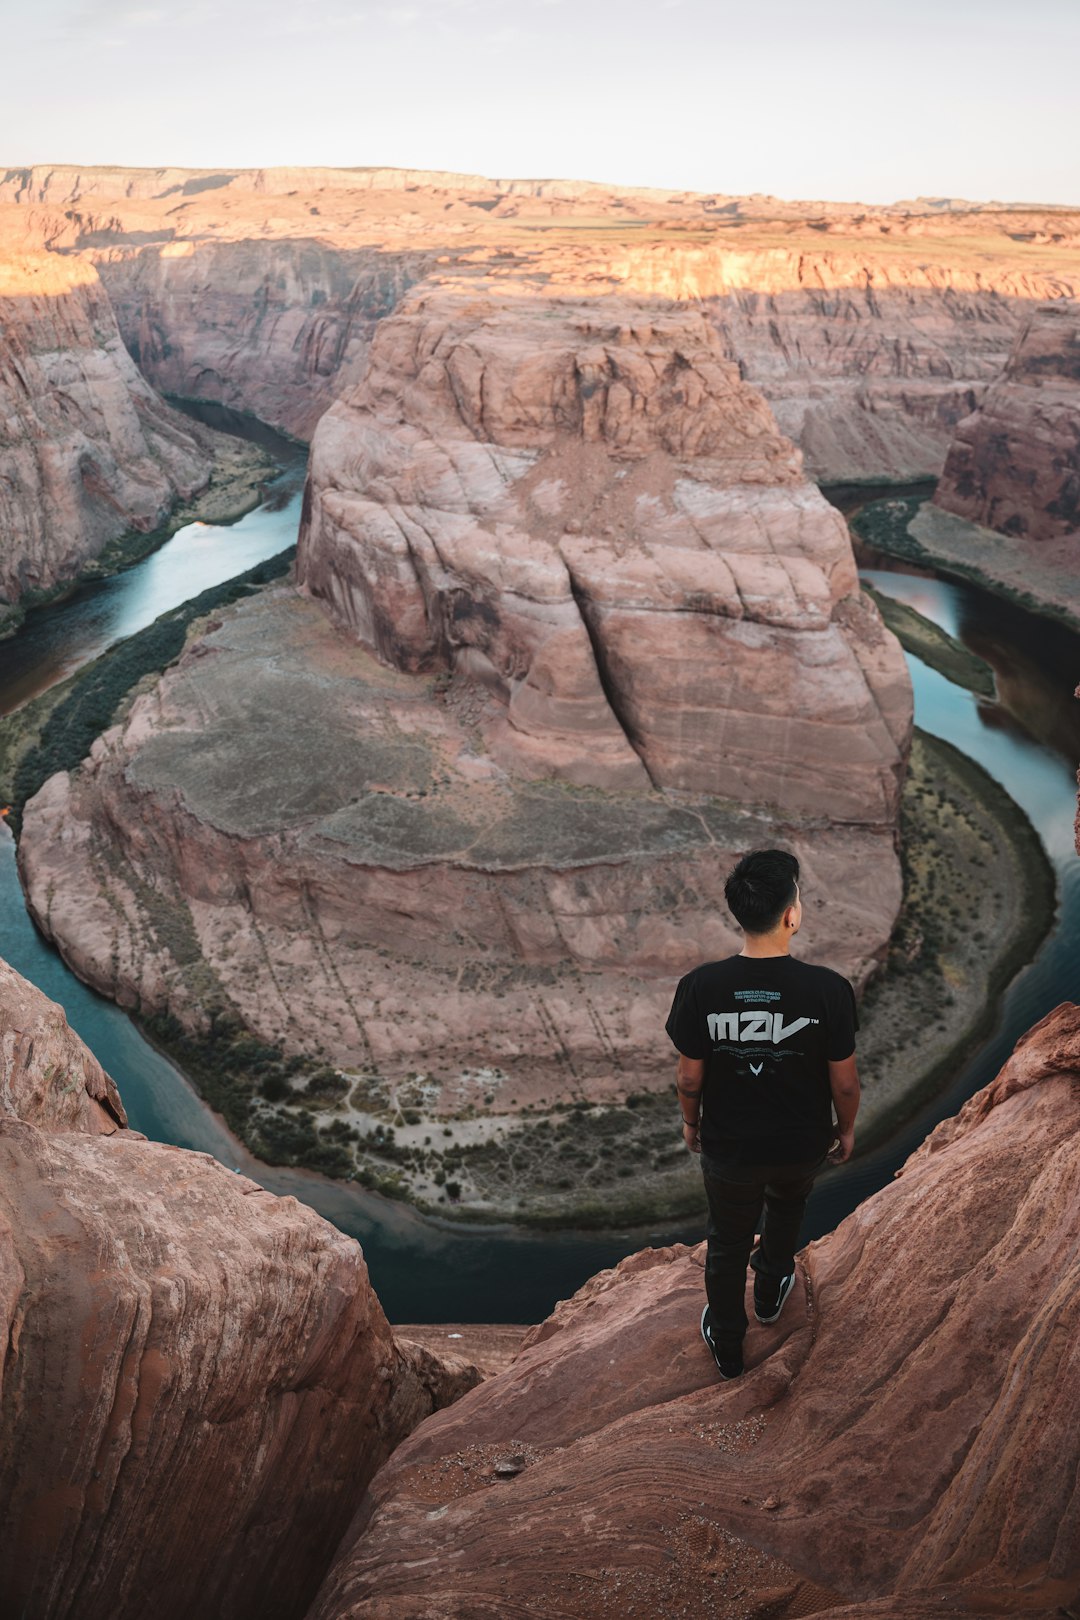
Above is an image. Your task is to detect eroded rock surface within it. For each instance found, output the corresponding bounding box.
[103,238,429,441]
[0,957,125,1133]
[0,252,216,607]
[17,585,904,1122]
[0,957,477,1620]
[5,170,1076,477]
[307,1002,1080,1619]
[934,301,1080,540]
[17,283,912,1159]
[298,289,911,819]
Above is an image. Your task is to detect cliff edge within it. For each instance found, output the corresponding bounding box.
[0,959,478,1620]
[0,252,219,614]
[308,999,1080,1618]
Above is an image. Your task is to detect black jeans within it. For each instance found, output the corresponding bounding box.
[700,1149,824,1344]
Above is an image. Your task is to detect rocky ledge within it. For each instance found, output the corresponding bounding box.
[0,957,478,1620]
[2,954,1078,1619]
[309,999,1080,1619]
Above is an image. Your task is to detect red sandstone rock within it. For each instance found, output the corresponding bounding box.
[298,289,911,820]
[935,302,1080,541]
[0,252,216,607]
[17,585,904,1123]
[14,272,912,1145]
[0,956,478,1620]
[306,1002,1080,1618]
[0,958,126,1133]
[5,170,1074,477]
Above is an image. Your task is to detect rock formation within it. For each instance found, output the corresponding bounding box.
[905,301,1080,623]
[16,581,906,1125]
[100,239,430,442]
[0,956,126,1133]
[307,999,1080,1618]
[0,957,479,1620]
[298,286,910,821]
[934,300,1080,538]
[4,169,1074,477]
[0,251,217,608]
[16,285,911,1157]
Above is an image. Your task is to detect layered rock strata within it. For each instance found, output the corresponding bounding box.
[4,169,1073,476]
[0,958,478,1620]
[101,239,431,441]
[298,289,911,821]
[93,226,1075,477]
[899,301,1080,623]
[16,585,905,1114]
[308,1001,1080,1619]
[934,300,1080,538]
[17,292,911,1132]
[0,252,218,607]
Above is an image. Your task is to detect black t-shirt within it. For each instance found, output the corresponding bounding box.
[665,954,858,1166]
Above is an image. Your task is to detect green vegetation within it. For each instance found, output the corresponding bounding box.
[140,1007,360,1179]
[850,494,930,560]
[862,583,996,696]
[852,729,1056,1152]
[2,548,295,831]
[852,496,1080,633]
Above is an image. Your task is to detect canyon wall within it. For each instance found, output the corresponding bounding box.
[3,170,1073,479]
[0,251,218,608]
[15,284,911,1166]
[91,228,1076,477]
[0,957,477,1620]
[309,999,1080,1619]
[96,240,431,441]
[580,240,1069,481]
[934,300,1080,539]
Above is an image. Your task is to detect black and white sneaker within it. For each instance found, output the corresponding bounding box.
[700,1304,744,1380]
[754,1271,796,1325]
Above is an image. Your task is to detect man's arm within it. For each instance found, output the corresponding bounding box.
[676,1054,705,1154]
[827,1053,860,1163]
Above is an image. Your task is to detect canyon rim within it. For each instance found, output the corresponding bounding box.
[0,151,1078,1619]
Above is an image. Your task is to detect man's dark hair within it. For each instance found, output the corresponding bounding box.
[725,849,800,935]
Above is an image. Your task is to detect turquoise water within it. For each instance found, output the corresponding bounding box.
[2,467,1077,1318]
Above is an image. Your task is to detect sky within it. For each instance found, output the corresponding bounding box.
[2,0,1078,206]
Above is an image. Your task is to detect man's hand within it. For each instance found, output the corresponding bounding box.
[827,1054,860,1166]
[676,1054,705,1155]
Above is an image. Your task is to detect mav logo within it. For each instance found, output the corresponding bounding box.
[708,1011,812,1044]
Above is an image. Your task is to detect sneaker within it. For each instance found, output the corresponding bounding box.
[700,1304,744,1379]
[754,1270,796,1325]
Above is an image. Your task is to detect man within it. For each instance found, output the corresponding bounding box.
[666,848,861,1381]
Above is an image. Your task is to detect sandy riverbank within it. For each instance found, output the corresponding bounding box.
[860,583,995,697]
[855,496,1080,634]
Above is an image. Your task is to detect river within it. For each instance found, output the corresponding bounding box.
[1,449,1077,1321]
